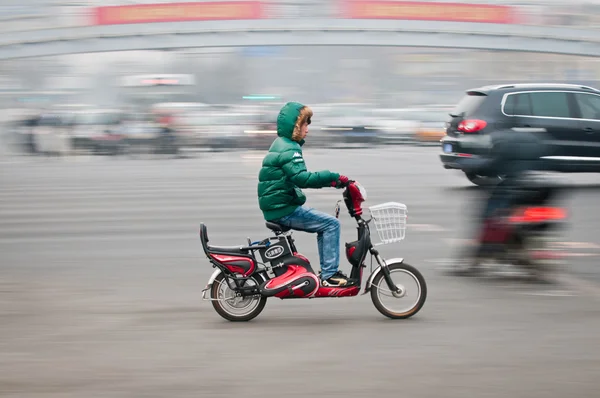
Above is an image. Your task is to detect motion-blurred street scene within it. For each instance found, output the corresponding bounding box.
[1,1,600,397]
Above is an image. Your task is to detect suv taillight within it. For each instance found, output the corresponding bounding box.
[458,119,487,133]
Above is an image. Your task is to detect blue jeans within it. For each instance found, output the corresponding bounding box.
[273,206,341,280]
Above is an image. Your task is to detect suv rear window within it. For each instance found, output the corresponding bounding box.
[450,92,487,117]
[503,92,572,118]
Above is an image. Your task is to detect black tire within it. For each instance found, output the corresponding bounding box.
[370,262,427,319]
[465,172,503,187]
[210,272,267,322]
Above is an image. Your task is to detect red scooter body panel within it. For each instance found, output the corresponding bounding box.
[509,206,567,223]
[263,265,320,299]
[480,219,511,243]
[209,254,256,277]
[264,254,362,299]
[314,285,360,297]
[293,252,310,264]
[481,206,567,244]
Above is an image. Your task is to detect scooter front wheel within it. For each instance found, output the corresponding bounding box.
[370,262,427,319]
[210,273,267,322]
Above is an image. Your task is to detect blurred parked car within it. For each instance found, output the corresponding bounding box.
[318,104,382,147]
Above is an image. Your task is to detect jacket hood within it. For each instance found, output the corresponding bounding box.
[276,101,312,145]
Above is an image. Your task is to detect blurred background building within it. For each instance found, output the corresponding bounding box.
[1,0,600,154]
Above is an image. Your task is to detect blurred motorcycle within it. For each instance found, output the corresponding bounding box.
[452,180,568,281]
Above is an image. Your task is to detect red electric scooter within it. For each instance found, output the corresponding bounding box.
[200,181,427,321]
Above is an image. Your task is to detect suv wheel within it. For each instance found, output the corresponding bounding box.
[465,172,504,186]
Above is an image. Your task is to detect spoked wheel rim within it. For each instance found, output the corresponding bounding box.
[214,277,262,318]
[374,269,422,315]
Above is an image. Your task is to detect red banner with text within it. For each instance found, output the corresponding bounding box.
[342,1,518,24]
[93,1,265,25]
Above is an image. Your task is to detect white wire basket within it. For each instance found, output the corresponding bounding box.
[368,202,408,245]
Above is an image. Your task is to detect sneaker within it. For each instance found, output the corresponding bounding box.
[321,271,357,287]
[321,274,350,287]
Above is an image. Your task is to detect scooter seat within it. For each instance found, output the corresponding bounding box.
[207,245,252,256]
[265,221,291,233]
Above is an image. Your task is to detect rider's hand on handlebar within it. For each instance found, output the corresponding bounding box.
[331,175,350,189]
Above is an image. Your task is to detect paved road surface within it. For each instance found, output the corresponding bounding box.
[1,147,599,397]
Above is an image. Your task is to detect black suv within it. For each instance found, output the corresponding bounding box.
[439,83,600,185]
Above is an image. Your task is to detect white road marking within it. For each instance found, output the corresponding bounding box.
[554,273,600,301]
[517,290,577,297]
[551,242,600,250]
[407,223,447,232]
[241,154,266,160]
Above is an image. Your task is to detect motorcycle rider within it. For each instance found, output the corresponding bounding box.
[257,102,354,287]
[459,127,551,267]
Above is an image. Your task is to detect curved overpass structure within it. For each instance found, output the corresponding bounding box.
[1,19,600,60]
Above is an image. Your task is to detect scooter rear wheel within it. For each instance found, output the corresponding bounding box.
[370,262,427,319]
[210,273,267,322]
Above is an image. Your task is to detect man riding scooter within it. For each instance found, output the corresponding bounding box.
[257,102,354,287]
[456,127,551,271]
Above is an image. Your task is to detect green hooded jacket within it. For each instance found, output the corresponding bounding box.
[257,102,340,221]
